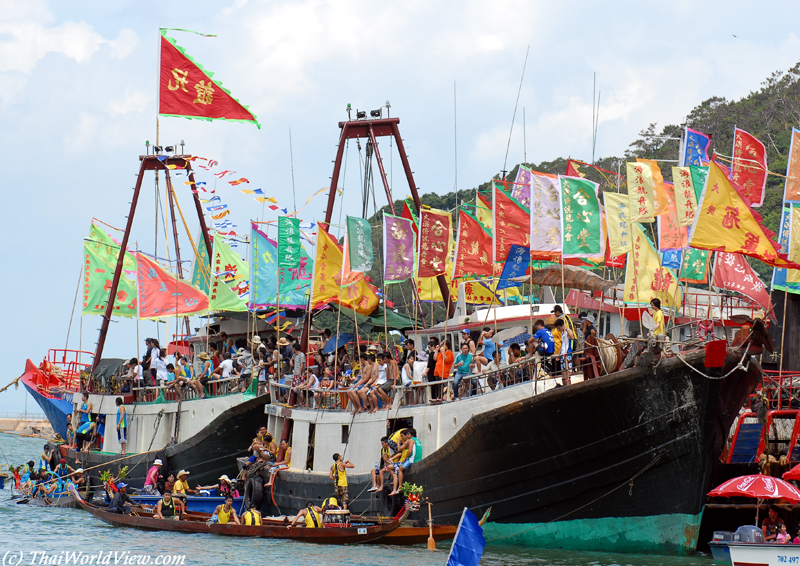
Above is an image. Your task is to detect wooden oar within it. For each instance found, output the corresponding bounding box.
[427,501,435,551]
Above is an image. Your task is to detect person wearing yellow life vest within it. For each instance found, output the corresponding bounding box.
[330,453,354,510]
[242,504,262,526]
[213,495,241,525]
[290,502,323,528]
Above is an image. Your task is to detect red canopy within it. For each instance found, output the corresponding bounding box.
[708,474,800,503]
[783,464,800,481]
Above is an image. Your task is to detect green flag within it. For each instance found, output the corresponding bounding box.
[689,166,708,203]
[83,239,138,318]
[680,247,710,284]
[191,232,211,294]
[560,176,603,258]
[210,237,249,312]
[278,217,301,268]
[90,224,136,272]
[346,216,373,273]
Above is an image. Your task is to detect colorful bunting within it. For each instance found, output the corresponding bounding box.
[560,176,603,258]
[158,32,259,127]
[136,252,209,319]
[228,178,249,186]
[732,127,767,207]
[211,210,230,220]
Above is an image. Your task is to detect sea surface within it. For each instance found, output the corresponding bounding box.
[0,434,715,566]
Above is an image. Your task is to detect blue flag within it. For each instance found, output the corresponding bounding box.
[681,127,711,167]
[497,244,530,290]
[662,249,682,269]
[447,508,486,566]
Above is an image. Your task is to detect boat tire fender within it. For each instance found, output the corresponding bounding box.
[244,476,264,512]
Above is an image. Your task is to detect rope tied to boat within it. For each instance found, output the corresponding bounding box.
[675,342,752,381]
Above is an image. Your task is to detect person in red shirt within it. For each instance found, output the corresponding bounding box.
[434,341,455,401]
[762,505,785,542]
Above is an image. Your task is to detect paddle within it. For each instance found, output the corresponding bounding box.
[427,501,435,551]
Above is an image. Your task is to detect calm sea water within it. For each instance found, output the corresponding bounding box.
[0,435,713,566]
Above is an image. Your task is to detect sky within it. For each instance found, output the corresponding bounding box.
[2,0,800,413]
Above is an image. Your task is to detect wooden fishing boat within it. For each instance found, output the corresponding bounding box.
[75,490,409,543]
[374,524,457,545]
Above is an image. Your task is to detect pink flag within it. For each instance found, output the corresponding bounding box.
[711,252,771,309]
[137,252,209,319]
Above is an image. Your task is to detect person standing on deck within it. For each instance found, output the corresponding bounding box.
[115,397,127,455]
[434,341,455,402]
[330,453,354,510]
[648,298,665,337]
[142,338,154,386]
[142,458,162,495]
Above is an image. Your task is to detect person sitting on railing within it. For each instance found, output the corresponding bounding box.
[196,352,211,399]
[230,348,252,394]
[473,328,496,374]
[533,319,556,372]
[451,342,474,401]
[389,428,422,496]
[368,437,393,492]
[358,354,381,413]
[368,353,394,412]
[212,352,239,394]
[296,370,320,408]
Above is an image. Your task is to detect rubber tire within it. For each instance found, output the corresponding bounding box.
[244,476,264,511]
[379,486,404,517]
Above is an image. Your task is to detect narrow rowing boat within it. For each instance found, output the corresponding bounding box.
[74,490,409,544]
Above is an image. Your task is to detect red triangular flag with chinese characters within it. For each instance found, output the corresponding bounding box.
[137,252,209,319]
[159,32,259,128]
[454,209,493,278]
[711,252,771,310]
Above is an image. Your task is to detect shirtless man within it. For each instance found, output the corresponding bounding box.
[348,363,372,415]
[368,353,393,413]
[358,355,380,413]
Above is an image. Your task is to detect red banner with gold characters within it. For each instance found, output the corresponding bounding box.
[454,210,493,278]
[732,127,767,207]
[159,32,259,127]
[418,209,451,278]
[493,182,531,263]
[711,252,771,309]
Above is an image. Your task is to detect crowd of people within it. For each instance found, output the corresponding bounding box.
[11,451,86,499]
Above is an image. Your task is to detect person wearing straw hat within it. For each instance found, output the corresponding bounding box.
[197,352,212,398]
[173,470,195,498]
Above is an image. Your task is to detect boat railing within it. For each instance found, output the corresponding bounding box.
[130,376,243,404]
[760,370,800,410]
[268,344,627,411]
[41,349,94,391]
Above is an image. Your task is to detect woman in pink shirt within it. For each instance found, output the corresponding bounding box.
[142,458,163,495]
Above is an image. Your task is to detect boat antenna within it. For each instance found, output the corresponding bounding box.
[454,80,458,192]
[502,45,530,180]
[592,73,601,165]
[290,127,297,213]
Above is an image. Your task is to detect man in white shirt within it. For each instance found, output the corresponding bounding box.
[213,353,239,392]
[369,353,392,412]
[485,350,508,391]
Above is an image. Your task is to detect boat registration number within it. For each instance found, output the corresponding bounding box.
[358,528,367,535]
[778,557,800,563]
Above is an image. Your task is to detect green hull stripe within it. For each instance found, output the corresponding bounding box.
[482,511,703,555]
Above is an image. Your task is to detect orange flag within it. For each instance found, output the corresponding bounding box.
[310,227,379,315]
[690,161,799,268]
[637,158,668,216]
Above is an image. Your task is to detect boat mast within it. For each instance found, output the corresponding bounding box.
[92,154,211,372]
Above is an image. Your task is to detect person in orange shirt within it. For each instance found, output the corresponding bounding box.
[434,341,455,401]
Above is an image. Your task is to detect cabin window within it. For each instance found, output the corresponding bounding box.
[341,424,349,444]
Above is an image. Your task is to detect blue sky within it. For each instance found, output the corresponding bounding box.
[2,0,800,412]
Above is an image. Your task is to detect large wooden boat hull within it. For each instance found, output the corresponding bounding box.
[269,350,760,555]
[75,492,405,543]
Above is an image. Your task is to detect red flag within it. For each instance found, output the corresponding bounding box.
[605,244,625,268]
[566,159,586,178]
[401,199,419,237]
[137,253,209,319]
[711,252,771,310]
[454,210,493,278]
[418,210,450,278]
[732,128,767,207]
[493,182,530,263]
[159,32,259,128]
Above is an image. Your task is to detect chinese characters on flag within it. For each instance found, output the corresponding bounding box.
[493,182,531,263]
[418,209,451,278]
[529,171,562,261]
[732,127,767,207]
[159,32,259,127]
[672,167,698,226]
[559,176,603,259]
[453,210,493,278]
[383,213,416,283]
[627,162,655,222]
[136,252,209,319]
[658,182,688,251]
[623,224,681,309]
[636,158,668,217]
[604,192,632,256]
[712,252,771,309]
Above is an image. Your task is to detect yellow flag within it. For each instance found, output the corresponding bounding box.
[604,192,633,255]
[476,194,493,231]
[310,227,380,315]
[672,167,698,226]
[690,161,783,265]
[624,223,681,309]
[417,273,501,305]
[627,162,655,223]
[637,158,668,216]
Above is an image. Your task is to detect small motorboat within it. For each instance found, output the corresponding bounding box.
[74,489,410,544]
[728,541,800,566]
